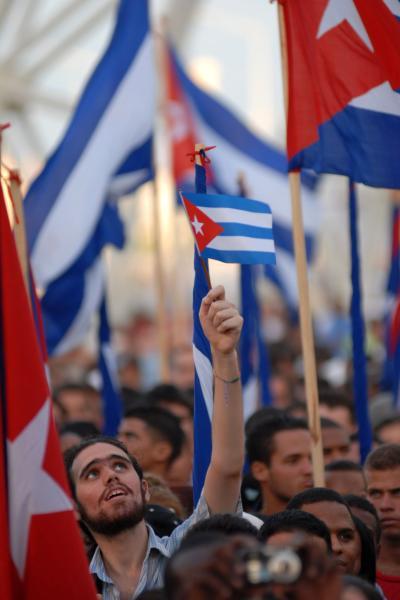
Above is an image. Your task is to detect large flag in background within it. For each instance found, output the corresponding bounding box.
[166,46,318,313]
[0,190,97,599]
[282,0,400,187]
[25,0,155,290]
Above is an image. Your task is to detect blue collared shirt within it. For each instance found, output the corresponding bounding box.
[90,494,210,599]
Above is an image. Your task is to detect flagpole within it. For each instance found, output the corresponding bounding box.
[6,168,30,297]
[277,4,324,486]
[194,143,212,290]
[151,174,170,382]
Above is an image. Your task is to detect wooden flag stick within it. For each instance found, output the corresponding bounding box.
[277,4,325,486]
[7,168,30,297]
[151,175,170,382]
[194,143,212,290]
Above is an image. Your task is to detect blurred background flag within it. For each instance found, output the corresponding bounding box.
[23,0,156,434]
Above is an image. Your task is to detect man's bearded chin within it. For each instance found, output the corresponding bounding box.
[78,497,146,537]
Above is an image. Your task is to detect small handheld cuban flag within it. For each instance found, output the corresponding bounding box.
[180,191,276,265]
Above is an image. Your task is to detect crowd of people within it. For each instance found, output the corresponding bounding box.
[51,286,400,599]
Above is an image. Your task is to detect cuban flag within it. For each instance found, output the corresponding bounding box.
[0,186,97,599]
[180,191,276,265]
[24,0,154,356]
[282,0,400,188]
[166,46,318,313]
[25,0,155,290]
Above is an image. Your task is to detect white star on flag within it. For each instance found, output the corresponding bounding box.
[317,0,373,51]
[7,399,73,578]
[192,214,204,236]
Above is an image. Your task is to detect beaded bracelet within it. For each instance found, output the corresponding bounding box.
[213,372,240,384]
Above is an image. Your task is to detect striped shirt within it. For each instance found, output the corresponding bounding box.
[90,494,210,599]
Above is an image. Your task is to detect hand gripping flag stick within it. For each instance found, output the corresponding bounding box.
[277,5,325,486]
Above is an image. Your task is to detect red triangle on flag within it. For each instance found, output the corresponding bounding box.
[181,194,224,253]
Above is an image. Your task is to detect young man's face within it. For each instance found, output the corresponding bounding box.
[118,417,161,471]
[366,466,400,541]
[300,501,361,575]
[321,427,351,465]
[72,442,148,536]
[262,430,313,504]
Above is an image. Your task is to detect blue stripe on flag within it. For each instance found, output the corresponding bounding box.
[185,192,271,213]
[204,248,276,265]
[218,223,274,239]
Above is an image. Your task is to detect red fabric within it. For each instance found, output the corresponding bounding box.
[377,570,400,600]
[165,48,197,182]
[0,188,96,599]
[282,0,400,159]
[181,195,223,252]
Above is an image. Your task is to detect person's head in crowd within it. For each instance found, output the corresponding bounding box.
[349,431,361,465]
[285,400,308,420]
[145,474,185,519]
[117,353,141,390]
[364,443,400,588]
[321,417,351,465]
[287,487,375,582]
[341,575,382,600]
[64,436,147,534]
[325,461,366,497]
[53,382,104,431]
[169,344,195,392]
[118,405,184,482]
[259,509,332,556]
[245,406,283,435]
[269,342,296,381]
[146,384,193,436]
[59,421,100,453]
[374,415,400,445]
[120,386,145,412]
[269,371,294,408]
[344,495,381,552]
[185,514,258,543]
[246,414,312,515]
[319,391,356,433]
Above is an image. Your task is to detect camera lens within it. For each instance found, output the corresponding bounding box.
[267,549,302,584]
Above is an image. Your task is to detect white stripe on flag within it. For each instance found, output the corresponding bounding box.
[208,236,275,253]
[53,259,104,356]
[33,36,155,288]
[193,343,213,420]
[197,206,273,228]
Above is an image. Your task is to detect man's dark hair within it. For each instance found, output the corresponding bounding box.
[325,460,363,473]
[146,384,193,416]
[344,495,381,545]
[246,414,308,466]
[59,421,100,439]
[320,416,343,430]
[258,509,332,552]
[124,405,184,464]
[245,407,283,436]
[365,443,400,470]
[64,435,143,499]
[352,515,376,584]
[184,514,258,544]
[374,415,400,436]
[53,382,99,402]
[319,391,355,424]
[286,487,349,511]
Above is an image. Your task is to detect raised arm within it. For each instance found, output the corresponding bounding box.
[199,285,244,513]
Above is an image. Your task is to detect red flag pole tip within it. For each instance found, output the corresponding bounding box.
[186,145,216,165]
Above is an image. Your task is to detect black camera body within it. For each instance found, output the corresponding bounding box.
[239,545,303,586]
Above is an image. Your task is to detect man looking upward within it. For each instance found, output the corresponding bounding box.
[65,285,244,599]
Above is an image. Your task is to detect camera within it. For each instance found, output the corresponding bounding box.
[239,545,303,586]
